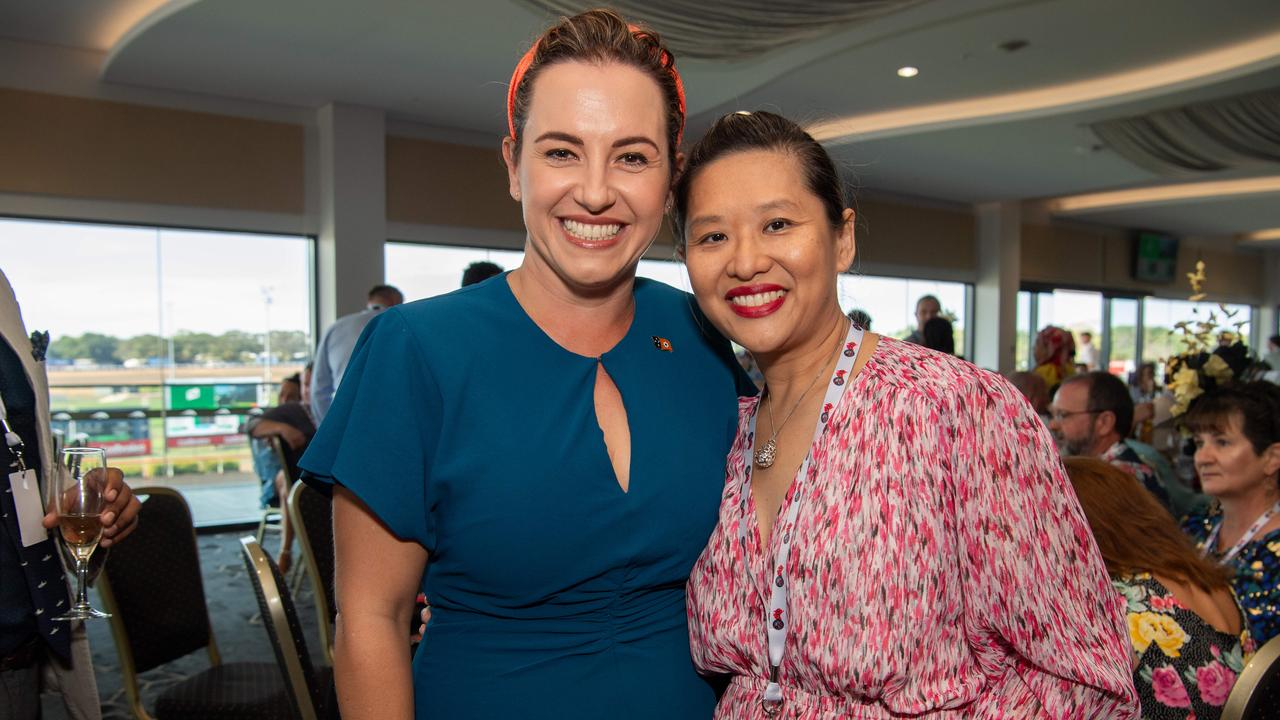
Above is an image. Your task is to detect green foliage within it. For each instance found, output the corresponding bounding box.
[48,330,312,365]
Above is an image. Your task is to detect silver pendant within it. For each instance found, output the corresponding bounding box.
[754,439,776,468]
[761,697,783,716]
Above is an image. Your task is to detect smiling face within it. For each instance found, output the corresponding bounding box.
[502,61,672,295]
[682,149,854,357]
[1194,412,1280,500]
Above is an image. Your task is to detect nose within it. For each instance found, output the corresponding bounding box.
[726,231,771,280]
[1194,443,1213,468]
[573,158,616,213]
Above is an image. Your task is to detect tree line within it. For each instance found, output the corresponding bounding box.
[49,330,312,365]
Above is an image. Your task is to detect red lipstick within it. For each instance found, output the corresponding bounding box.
[724,284,786,318]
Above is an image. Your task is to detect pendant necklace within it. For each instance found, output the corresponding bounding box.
[754,323,848,469]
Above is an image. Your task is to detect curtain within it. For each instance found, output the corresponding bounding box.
[1091,89,1280,176]
[514,0,925,60]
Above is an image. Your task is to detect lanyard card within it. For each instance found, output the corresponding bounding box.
[10,468,50,547]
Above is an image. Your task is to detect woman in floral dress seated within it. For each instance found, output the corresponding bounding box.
[677,110,1138,718]
[1066,457,1253,719]
[1180,381,1280,646]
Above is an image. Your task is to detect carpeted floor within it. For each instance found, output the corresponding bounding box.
[43,530,328,719]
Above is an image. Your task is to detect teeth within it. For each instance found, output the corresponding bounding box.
[563,219,621,241]
[730,290,786,307]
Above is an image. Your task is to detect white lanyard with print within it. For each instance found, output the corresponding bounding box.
[1203,501,1280,565]
[738,321,863,717]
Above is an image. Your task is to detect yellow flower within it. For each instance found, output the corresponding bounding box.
[1202,353,1232,381]
[1129,612,1188,657]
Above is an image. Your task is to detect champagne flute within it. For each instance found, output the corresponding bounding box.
[52,447,111,620]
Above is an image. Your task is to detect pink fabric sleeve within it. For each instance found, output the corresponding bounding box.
[952,373,1139,719]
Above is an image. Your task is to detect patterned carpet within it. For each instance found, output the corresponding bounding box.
[44,530,327,719]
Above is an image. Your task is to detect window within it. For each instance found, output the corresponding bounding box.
[837,274,971,356]
[1143,297,1252,382]
[1107,297,1140,379]
[0,217,313,526]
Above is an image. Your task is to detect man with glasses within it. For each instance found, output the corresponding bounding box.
[1049,371,1174,513]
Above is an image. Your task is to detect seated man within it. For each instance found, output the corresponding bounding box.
[1049,371,1175,514]
[244,368,316,571]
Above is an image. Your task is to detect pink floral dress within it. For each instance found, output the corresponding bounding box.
[687,338,1139,718]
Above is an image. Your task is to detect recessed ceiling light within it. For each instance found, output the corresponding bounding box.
[897,66,919,78]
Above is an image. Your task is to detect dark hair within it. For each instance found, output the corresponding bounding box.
[846,308,871,331]
[1064,457,1232,592]
[367,284,402,301]
[672,111,848,247]
[922,316,954,355]
[1062,371,1134,437]
[916,295,940,311]
[510,9,683,167]
[462,261,504,287]
[282,373,301,386]
[1183,381,1280,456]
[1270,334,1280,346]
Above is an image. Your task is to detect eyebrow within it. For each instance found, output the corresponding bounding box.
[687,199,803,229]
[532,131,659,152]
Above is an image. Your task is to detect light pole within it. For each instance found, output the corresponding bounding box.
[261,286,274,382]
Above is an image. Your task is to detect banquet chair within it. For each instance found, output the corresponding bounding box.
[97,487,293,720]
[240,537,337,720]
[1223,632,1280,719]
[287,479,336,663]
[255,435,289,543]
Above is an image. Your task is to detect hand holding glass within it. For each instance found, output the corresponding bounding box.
[52,447,111,620]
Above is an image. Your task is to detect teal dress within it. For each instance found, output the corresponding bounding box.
[300,275,750,719]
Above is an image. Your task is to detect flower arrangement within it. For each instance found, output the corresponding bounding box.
[1163,261,1250,417]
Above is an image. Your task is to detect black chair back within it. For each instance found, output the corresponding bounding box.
[1223,632,1280,719]
[288,480,335,661]
[240,537,330,720]
[100,488,216,673]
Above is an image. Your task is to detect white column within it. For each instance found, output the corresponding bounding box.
[972,202,1021,373]
[1257,248,1280,346]
[316,103,386,329]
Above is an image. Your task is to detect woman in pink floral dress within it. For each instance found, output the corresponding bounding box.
[674,111,1139,718]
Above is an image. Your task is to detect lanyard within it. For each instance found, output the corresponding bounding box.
[738,321,863,716]
[1203,501,1280,565]
[0,390,30,475]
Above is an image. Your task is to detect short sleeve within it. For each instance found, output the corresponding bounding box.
[299,310,440,549]
[952,373,1139,717]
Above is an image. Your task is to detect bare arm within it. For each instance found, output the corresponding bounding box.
[333,485,428,720]
[248,418,307,450]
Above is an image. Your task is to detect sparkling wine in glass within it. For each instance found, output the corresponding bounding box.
[52,447,111,621]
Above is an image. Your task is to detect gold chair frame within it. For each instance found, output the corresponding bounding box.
[239,536,320,720]
[1222,631,1280,719]
[96,486,222,720]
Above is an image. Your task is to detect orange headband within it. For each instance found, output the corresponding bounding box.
[506,25,687,148]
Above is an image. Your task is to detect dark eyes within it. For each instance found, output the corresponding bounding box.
[619,152,650,167]
[541,149,650,167]
[692,232,727,246]
[765,219,790,232]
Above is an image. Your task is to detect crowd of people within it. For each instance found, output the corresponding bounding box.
[4,8,1279,720]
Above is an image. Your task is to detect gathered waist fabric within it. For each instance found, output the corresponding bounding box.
[720,676,973,720]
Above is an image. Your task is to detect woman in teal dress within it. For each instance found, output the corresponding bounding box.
[299,10,749,719]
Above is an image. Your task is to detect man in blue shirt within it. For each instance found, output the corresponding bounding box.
[309,284,403,423]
